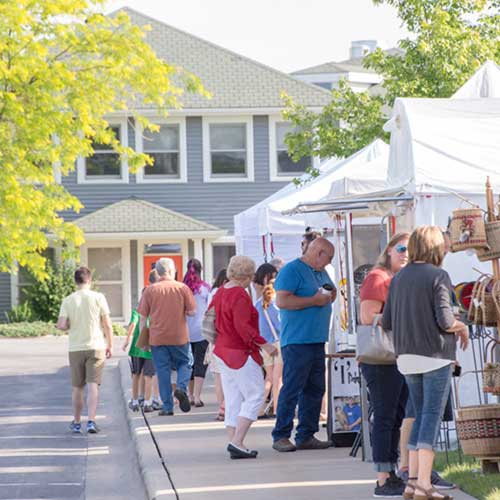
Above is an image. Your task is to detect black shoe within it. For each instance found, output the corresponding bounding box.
[143,404,155,413]
[431,470,455,490]
[174,389,191,413]
[158,410,174,416]
[227,443,258,459]
[373,477,405,498]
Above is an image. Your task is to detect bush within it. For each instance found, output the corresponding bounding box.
[113,323,127,337]
[23,263,76,322]
[5,302,36,323]
[0,322,61,337]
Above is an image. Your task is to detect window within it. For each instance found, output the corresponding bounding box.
[203,117,254,182]
[213,244,236,277]
[77,119,128,184]
[17,248,55,303]
[270,120,310,180]
[136,119,187,183]
[87,247,124,318]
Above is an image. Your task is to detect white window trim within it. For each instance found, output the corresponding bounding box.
[135,117,187,184]
[77,118,129,184]
[202,116,254,183]
[80,240,131,323]
[268,115,320,182]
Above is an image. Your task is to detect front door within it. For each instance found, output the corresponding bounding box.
[143,254,183,285]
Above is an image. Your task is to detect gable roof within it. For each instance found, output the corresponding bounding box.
[75,199,224,235]
[292,48,403,76]
[116,7,330,110]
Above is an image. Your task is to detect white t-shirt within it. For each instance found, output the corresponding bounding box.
[59,289,110,352]
[397,354,452,375]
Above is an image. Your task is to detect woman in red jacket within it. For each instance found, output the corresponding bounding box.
[211,255,277,459]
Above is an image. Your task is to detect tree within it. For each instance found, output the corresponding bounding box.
[284,0,500,180]
[0,0,208,279]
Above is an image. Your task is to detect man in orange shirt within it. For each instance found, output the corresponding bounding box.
[138,258,196,416]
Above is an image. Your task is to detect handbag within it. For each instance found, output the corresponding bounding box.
[136,325,150,351]
[201,306,217,344]
[477,220,500,261]
[467,275,500,326]
[356,315,396,365]
[449,208,488,252]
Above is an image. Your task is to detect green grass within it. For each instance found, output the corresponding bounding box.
[434,450,500,500]
[0,321,127,338]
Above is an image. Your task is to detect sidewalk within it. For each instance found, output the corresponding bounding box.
[119,360,477,500]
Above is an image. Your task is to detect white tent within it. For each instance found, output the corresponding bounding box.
[234,139,389,264]
[452,60,500,99]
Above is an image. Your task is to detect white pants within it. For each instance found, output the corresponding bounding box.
[214,355,265,428]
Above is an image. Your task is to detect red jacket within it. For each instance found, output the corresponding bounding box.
[211,286,267,369]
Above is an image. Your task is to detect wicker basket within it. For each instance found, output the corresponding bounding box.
[456,404,500,457]
[483,339,500,395]
[477,220,500,261]
[467,276,500,326]
[450,208,488,252]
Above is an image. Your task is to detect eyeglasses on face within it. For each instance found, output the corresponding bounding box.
[395,244,408,254]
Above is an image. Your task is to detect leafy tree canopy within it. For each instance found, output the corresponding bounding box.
[0,0,208,278]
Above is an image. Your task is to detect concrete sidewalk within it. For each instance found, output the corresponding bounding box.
[119,360,477,500]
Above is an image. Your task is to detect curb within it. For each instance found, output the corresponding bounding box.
[118,358,174,500]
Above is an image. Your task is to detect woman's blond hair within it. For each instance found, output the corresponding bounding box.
[375,232,410,271]
[227,255,256,281]
[408,226,445,267]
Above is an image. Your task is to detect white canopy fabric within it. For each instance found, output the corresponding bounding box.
[452,60,500,99]
[385,97,500,195]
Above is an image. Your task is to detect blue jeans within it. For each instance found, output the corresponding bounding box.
[151,344,193,412]
[272,343,325,445]
[360,363,408,473]
[405,364,452,450]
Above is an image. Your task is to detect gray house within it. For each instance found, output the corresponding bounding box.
[1,7,330,323]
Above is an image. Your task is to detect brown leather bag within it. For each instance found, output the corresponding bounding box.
[136,326,150,351]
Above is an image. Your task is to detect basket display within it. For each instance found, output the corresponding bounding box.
[483,340,500,395]
[449,208,488,252]
[467,276,500,326]
[456,404,500,457]
[477,220,500,262]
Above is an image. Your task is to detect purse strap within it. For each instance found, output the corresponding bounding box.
[262,307,279,342]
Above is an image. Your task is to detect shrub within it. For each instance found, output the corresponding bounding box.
[5,302,36,323]
[23,263,76,322]
[0,322,61,337]
[112,323,127,337]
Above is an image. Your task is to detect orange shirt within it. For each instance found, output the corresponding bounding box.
[360,268,392,307]
[137,279,196,346]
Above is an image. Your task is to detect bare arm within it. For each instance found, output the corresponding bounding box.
[276,290,330,310]
[139,314,147,332]
[122,322,135,351]
[360,300,383,325]
[56,316,69,331]
[101,314,113,358]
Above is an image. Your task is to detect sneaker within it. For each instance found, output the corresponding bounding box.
[174,389,191,413]
[87,420,100,434]
[272,438,297,452]
[152,400,162,411]
[128,401,139,412]
[158,410,174,416]
[295,436,332,450]
[143,404,155,413]
[431,470,455,490]
[373,477,405,498]
[398,469,409,483]
[138,396,144,407]
[70,421,81,434]
[227,443,258,459]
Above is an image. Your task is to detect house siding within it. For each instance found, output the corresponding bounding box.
[0,273,11,322]
[130,240,138,308]
[62,116,288,233]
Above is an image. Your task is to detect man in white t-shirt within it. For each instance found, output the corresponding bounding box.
[56,266,113,434]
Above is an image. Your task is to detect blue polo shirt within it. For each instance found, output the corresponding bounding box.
[343,403,361,431]
[274,258,333,348]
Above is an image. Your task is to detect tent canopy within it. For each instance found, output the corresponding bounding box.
[452,60,500,99]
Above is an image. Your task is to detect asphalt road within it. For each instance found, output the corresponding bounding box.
[0,336,147,500]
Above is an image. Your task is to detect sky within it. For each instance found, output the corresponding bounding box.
[105,0,407,73]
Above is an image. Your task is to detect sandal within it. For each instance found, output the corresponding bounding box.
[214,413,225,421]
[403,477,418,500]
[194,401,204,408]
[414,484,453,500]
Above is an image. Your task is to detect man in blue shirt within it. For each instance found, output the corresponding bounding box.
[343,397,362,432]
[272,238,337,452]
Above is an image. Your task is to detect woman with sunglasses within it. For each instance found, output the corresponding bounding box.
[359,232,410,498]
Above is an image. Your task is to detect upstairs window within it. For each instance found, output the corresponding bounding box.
[271,121,310,180]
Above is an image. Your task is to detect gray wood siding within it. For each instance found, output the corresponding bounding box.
[0,273,11,322]
[61,116,288,233]
[130,240,138,307]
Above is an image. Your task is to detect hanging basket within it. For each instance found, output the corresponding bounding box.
[467,276,500,327]
[477,220,500,261]
[483,339,500,395]
[455,371,500,457]
[449,208,488,252]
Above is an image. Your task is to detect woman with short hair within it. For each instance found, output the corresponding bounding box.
[382,226,469,500]
[211,255,277,459]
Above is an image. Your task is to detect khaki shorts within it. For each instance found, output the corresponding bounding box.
[261,342,282,367]
[69,350,106,387]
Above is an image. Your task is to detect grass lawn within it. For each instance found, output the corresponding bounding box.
[434,450,500,500]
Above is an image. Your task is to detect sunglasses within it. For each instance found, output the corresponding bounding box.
[395,244,408,254]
